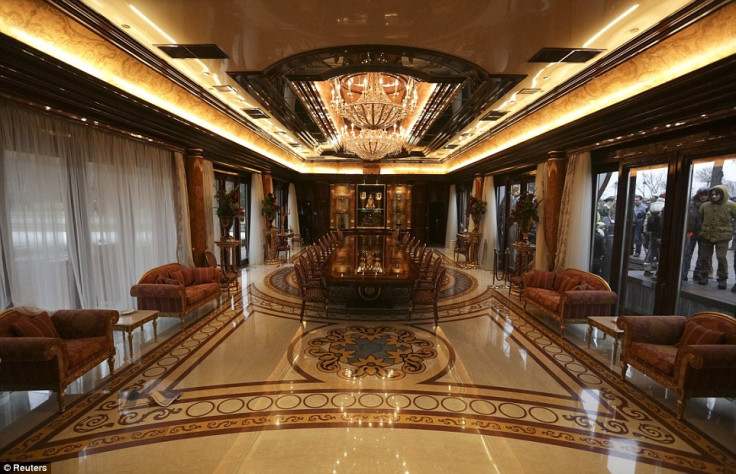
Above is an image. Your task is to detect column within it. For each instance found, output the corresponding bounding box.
[544,151,566,270]
[185,148,207,267]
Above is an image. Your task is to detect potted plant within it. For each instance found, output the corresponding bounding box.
[509,192,539,244]
[466,196,487,231]
[215,189,245,238]
[261,193,280,229]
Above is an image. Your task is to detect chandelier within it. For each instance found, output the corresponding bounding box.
[342,127,405,161]
[331,72,417,130]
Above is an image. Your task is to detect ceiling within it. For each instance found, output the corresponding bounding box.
[5,0,732,175]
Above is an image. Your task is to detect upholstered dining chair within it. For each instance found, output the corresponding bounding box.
[294,259,329,322]
[409,266,446,326]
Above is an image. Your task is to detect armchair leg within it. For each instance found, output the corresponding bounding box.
[57,390,66,412]
[677,398,686,420]
[620,361,628,380]
[107,354,116,376]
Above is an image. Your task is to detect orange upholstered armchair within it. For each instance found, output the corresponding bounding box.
[617,312,736,419]
[0,306,119,412]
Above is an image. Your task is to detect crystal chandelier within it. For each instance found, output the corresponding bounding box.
[342,127,405,161]
[332,73,417,130]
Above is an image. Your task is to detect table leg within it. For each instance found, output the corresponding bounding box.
[127,330,134,355]
[613,337,620,362]
[153,318,158,342]
[587,324,593,349]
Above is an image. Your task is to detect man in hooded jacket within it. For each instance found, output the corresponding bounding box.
[697,184,736,289]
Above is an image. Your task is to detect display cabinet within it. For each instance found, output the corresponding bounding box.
[356,184,385,229]
[330,184,354,230]
[386,184,411,230]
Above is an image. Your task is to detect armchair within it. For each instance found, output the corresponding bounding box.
[0,306,119,411]
[617,311,736,419]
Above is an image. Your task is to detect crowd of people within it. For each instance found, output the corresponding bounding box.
[629,185,736,291]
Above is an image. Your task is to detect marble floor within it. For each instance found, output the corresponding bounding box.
[1,248,735,473]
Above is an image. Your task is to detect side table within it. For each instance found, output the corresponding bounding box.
[114,310,159,356]
[587,316,624,361]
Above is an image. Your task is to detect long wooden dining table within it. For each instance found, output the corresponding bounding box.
[321,233,419,307]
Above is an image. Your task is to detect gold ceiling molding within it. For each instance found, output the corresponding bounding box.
[0,0,302,171]
[446,1,736,172]
[2,0,735,175]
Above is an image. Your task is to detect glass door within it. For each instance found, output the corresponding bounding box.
[619,164,669,315]
[676,154,736,315]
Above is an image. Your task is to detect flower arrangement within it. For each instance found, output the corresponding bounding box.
[466,196,487,223]
[509,192,539,231]
[260,193,280,222]
[215,189,245,222]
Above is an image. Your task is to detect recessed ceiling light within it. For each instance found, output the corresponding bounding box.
[121,24,130,29]
[212,85,236,93]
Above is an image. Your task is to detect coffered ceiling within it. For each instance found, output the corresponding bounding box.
[3,0,735,176]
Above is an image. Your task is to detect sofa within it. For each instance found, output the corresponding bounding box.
[130,263,221,329]
[522,268,618,336]
[617,312,736,419]
[0,306,118,411]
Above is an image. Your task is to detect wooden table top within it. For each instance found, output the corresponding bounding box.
[321,234,419,287]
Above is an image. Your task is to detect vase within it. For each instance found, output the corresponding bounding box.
[219,216,234,239]
[518,220,533,245]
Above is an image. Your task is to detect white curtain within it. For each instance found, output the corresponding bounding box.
[288,182,300,236]
[555,151,593,271]
[445,184,458,250]
[479,175,497,269]
[534,162,549,270]
[0,103,178,310]
[173,152,194,268]
[202,160,216,252]
[249,172,265,265]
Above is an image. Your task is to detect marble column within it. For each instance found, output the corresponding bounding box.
[185,148,207,267]
[544,151,566,270]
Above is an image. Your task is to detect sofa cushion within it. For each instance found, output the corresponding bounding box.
[523,270,557,289]
[554,275,579,293]
[524,287,561,312]
[156,275,182,286]
[12,312,60,339]
[171,267,195,286]
[65,336,108,370]
[678,321,725,347]
[629,342,678,375]
[192,267,217,284]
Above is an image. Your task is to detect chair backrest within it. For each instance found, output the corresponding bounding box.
[401,233,411,246]
[426,256,442,280]
[413,243,426,263]
[204,250,218,268]
[433,267,447,295]
[293,260,307,291]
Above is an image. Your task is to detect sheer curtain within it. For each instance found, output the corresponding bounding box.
[288,182,300,235]
[480,175,497,269]
[445,184,458,250]
[249,172,265,265]
[555,151,593,271]
[0,103,178,310]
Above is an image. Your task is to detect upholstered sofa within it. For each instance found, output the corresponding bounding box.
[130,263,220,329]
[522,268,618,336]
[617,312,736,419]
[0,306,118,411]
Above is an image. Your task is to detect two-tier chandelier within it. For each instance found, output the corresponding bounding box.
[341,126,405,161]
[331,72,417,160]
[331,72,417,130]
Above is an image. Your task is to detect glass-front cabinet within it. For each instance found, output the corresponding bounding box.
[330,184,354,230]
[386,185,411,230]
[356,184,386,229]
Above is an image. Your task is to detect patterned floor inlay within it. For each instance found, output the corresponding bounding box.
[2,287,734,472]
[303,325,439,380]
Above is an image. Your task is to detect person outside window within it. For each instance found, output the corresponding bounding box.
[697,185,736,289]
[643,200,664,278]
[682,188,709,281]
[632,195,647,257]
